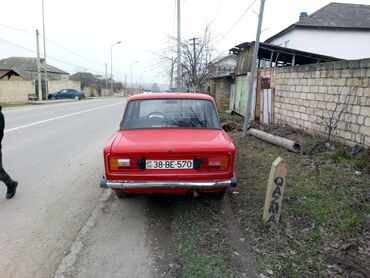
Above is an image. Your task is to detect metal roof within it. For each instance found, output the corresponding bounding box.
[265,2,370,42]
[230,42,341,66]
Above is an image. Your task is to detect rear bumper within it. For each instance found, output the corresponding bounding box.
[100,175,237,189]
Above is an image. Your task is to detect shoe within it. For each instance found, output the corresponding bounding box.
[6,181,18,199]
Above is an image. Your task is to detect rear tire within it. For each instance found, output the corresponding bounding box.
[115,190,131,198]
[51,96,56,100]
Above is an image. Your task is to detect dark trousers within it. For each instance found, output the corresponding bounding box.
[0,152,13,187]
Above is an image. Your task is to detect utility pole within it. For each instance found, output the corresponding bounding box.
[176,0,182,91]
[42,0,48,98]
[36,29,42,100]
[105,63,108,89]
[170,57,174,91]
[243,0,266,136]
[111,41,121,95]
[189,37,199,92]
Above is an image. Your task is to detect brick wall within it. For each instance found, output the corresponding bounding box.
[0,81,34,103]
[270,58,370,146]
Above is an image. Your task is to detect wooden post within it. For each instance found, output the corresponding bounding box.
[262,157,287,223]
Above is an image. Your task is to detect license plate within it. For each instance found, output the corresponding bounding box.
[146,160,193,169]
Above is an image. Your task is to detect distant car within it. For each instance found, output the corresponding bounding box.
[48,89,85,100]
[100,93,237,199]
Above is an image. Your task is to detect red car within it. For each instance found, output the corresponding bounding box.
[100,93,237,198]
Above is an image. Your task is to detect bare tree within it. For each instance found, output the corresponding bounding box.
[153,25,217,92]
[320,74,360,142]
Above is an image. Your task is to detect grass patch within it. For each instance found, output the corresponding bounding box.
[172,198,231,278]
[223,115,370,277]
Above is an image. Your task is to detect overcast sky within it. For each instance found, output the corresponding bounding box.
[1,0,369,85]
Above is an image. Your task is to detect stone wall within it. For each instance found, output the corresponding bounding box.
[83,86,99,97]
[0,81,34,103]
[269,58,370,146]
[212,78,232,112]
[48,80,80,93]
[101,88,112,96]
[0,80,82,103]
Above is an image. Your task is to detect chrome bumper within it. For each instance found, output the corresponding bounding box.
[100,176,237,189]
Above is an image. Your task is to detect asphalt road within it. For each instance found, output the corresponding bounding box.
[0,98,154,278]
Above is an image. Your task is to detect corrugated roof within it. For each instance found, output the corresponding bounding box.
[230,42,341,67]
[265,2,370,42]
[0,57,68,74]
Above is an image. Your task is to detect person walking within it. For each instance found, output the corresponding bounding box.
[0,105,18,199]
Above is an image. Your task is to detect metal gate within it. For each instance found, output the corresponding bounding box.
[229,84,235,112]
[260,77,274,125]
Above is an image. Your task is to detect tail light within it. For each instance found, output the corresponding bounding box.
[196,155,229,170]
[109,158,138,170]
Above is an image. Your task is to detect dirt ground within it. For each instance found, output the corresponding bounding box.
[162,113,369,278]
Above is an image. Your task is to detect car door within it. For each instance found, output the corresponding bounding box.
[58,89,68,99]
[66,89,76,99]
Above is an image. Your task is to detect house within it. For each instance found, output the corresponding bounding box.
[0,57,80,102]
[70,72,104,96]
[264,3,370,59]
[0,57,69,81]
[229,41,341,119]
[228,41,370,147]
[207,54,237,111]
[208,54,237,78]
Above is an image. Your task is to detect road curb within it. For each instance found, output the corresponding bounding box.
[53,190,112,278]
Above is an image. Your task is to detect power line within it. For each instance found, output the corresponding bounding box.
[0,23,104,66]
[0,38,104,75]
[215,0,257,47]
[0,23,34,35]
[43,37,104,66]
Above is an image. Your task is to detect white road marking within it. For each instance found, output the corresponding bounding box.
[4,102,123,133]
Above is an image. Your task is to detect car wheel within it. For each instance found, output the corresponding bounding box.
[74,96,79,100]
[115,190,132,198]
[51,96,56,100]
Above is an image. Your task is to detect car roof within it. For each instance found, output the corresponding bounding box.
[128,92,214,101]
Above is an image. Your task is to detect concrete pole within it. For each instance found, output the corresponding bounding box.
[105,63,108,89]
[131,61,137,89]
[42,0,48,97]
[110,41,121,95]
[36,30,42,101]
[170,57,174,90]
[176,0,182,91]
[189,37,198,92]
[110,45,113,94]
[243,0,266,136]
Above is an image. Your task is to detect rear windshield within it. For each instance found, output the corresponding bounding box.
[121,98,220,130]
